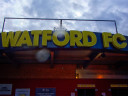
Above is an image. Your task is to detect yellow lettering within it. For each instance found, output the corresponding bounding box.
[82,31,97,47]
[112,34,127,49]
[53,31,69,46]
[102,32,112,48]
[2,31,21,47]
[70,30,83,47]
[42,30,52,46]
[16,31,32,47]
[31,30,42,46]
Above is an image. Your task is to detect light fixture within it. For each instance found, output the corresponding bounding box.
[54,27,67,38]
[36,49,50,62]
[76,73,79,79]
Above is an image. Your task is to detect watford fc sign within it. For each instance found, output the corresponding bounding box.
[0,30,128,52]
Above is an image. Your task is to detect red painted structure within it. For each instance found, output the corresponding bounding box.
[0,79,128,96]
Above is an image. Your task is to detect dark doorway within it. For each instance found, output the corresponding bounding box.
[77,89,95,96]
[111,88,128,96]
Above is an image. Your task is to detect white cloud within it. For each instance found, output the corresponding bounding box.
[0,0,33,32]
[0,0,128,35]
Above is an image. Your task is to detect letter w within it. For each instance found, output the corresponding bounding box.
[2,31,21,47]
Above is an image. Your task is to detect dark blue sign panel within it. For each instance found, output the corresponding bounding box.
[0,30,128,52]
[35,88,56,96]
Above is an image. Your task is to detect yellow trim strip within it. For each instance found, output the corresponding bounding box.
[110,84,128,87]
[77,84,95,88]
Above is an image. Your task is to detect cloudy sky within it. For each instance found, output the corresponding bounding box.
[1,0,128,35]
